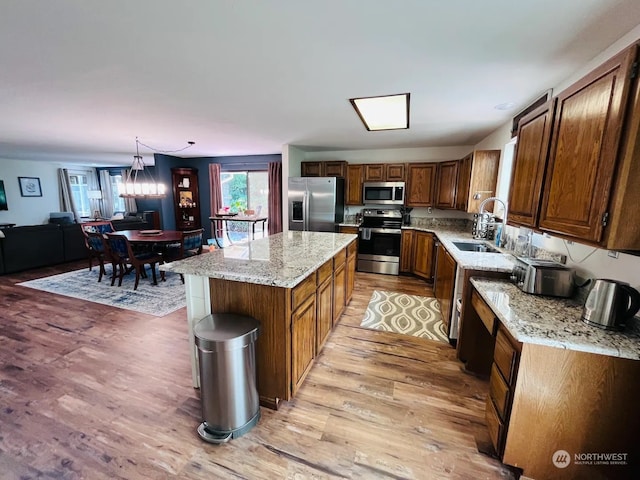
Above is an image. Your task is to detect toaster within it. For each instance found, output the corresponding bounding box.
[510,257,574,297]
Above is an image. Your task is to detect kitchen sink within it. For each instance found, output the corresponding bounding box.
[452,241,500,253]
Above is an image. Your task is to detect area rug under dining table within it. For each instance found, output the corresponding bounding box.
[360,290,448,343]
[17,266,186,317]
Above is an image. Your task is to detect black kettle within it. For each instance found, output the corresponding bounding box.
[582,279,640,330]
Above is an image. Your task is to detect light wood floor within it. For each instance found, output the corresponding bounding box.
[0,262,516,479]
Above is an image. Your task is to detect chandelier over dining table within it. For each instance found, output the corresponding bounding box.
[119,137,195,199]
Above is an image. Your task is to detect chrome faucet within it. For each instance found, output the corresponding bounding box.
[478,197,508,247]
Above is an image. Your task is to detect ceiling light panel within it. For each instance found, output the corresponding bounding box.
[350,93,410,131]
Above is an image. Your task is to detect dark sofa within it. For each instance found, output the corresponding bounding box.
[0,217,152,275]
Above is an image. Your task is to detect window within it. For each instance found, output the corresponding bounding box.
[109,174,126,213]
[68,170,97,217]
[220,171,268,216]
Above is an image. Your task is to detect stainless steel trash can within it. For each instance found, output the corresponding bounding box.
[194,313,260,443]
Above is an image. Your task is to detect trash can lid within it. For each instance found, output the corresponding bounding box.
[194,313,260,351]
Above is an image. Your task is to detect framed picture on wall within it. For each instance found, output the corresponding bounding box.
[18,177,42,197]
[0,180,8,210]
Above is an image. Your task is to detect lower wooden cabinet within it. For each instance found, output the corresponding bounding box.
[434,244,456,333]
[339,226,359,235]
[412,231,434,280]
[291,294,316,394]
[345,240,357,304]
[400,230,415,273]
[316,274,333,352]
[333,258,346,321]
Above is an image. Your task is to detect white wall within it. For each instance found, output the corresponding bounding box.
[472,26,640,290]
[0,158,62,225]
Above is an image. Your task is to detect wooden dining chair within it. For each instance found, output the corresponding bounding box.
[81,221,115,273]
[165,228,204,283]
[105,233,165,290]
[84,231,113,282]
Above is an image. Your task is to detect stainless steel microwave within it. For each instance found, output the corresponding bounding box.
[362,182,405,205]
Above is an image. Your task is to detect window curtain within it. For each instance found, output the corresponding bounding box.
[57,168,80,222]
[99,170,114,219]
[120,169,138,213]
[209,163,223,238]
[268,161,282,235]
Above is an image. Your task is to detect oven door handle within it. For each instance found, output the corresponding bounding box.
[359,227,402,235]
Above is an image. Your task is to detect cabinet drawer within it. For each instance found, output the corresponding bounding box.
[333,248,346,268]
[347,239,358,257]
[317,259,333,285]
[292,274,316,311]
[489,364,511,421]
[485,397,505,456]
[494,327,519,385]
[471,289,495,334]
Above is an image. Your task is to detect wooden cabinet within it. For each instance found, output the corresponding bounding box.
[339,226,359,234]
[434,161,459,209]
[456,150,501,212]
[345,240,357,305]
[507,101,555,227]
[316,260,333,352]
[364,164,386,181]
[333,248,347,321]
[345,164,364,205]
[405,163,437,207]
[539,46,637,245]
[400,229,414,273]
[386,164,406,181]
[291,294,316,394]
[412,231,434,280]
[434,244,456,334]
[171,167,201,231]
[301,161,347,177]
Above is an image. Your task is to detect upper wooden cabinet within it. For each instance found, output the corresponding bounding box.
[364,164,385,181]
[386,164,406,181]
[301,161,346,177]
[538,46,637,245]
[434,160,459,209]
[405,163,437,207]
[508,101,556,228]
[456,150,501,213]
[363,163,406,182]
[345,164,364,205]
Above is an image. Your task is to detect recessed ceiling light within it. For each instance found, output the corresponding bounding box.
[350,93,410,131]
[494,102,516,110]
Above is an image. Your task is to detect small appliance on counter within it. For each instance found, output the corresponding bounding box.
[400,206,413,226]
[510,257,574,298]
[582,279,640,330]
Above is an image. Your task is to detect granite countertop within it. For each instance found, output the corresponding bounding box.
[161,231,357,288]
[470,278,640,360]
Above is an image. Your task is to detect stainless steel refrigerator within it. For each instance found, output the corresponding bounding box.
[288,177,345,232]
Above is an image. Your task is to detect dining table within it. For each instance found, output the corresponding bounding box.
[209,214,268,247]
[117,229,183,244]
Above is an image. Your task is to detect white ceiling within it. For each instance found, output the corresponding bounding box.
[1,0,640,166]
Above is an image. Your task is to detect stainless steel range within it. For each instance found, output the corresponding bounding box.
[357,209,402,275]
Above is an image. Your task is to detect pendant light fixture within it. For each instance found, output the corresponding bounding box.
[119,137,195,198]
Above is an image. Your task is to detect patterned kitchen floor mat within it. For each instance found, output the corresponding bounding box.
[360,290,448,343]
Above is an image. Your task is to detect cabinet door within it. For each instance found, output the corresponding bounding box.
[456,154,472,211]
[539,47,636,243]
[508,102,555,227]
[467,150,501,213]
[316,276,333,352]
[412,231,434,280]
[345,249,356,306]
[292,294,316,393]
[435,161,459,209]
[386,164,406,181]
[339,226,359,235]
[345,164,364,205]
[324,161,346,178]
[333,262,346,322]
[405,163,436,207]
[364,164,386,182]
[435,246,456,334]
[400,229,414,273]
[301,162,323,177]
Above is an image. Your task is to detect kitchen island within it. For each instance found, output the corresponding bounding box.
[163,231,358,409]
[459,278,640,479]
